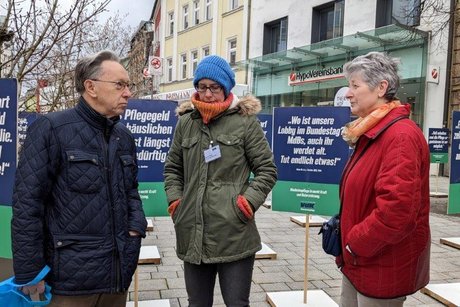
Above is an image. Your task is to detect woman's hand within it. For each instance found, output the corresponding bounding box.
[168,199,181,217]
[237,195,254,219]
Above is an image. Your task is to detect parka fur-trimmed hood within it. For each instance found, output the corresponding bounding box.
[176,94,262,117]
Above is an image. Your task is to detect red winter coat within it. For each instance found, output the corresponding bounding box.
[338,104,430,298]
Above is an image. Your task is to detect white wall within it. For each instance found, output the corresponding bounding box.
[250,0,379,58]
[343,0,377,35]
[423,31,449,135]
[249,0,327,58]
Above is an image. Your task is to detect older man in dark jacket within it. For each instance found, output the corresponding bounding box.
[11,50,147,307]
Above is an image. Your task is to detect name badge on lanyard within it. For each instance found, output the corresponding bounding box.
[204,142,221,163]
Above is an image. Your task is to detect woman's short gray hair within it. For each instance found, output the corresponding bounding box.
[75,50,120,94]
[343,52,400,101]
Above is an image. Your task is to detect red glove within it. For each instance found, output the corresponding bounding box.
[237,195,254,219]
[168,199,180,217]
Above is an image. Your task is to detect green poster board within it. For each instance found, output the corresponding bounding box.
[0,206,12,258]
[430,153,448,163]
[272,181,340,216]
[138,182,168,217]
[121,100,178,217]
[428,128,449,163]
[0,79,17,259]
[272,107,350,215]
[449,112,460,214]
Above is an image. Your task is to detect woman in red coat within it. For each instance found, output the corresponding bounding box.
[339,52,430,306]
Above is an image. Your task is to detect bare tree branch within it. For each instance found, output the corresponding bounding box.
[1,0,134,112]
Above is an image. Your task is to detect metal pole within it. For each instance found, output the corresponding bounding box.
[151,76,154,99]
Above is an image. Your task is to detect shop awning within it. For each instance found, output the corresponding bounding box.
[238,24,428,71]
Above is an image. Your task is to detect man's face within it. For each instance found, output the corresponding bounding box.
[89,60,133,118]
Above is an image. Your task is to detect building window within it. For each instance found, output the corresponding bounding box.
[230,0,238,10]
[311,0,344,43]
[181,54,187,79]
[191,51,198,76]
[376,0,421,28]
[183,5,189,30]
[228,39,237,65]
[263,17,288,55]
[167,58,173,82]
[168,12,174,36]
[193,1,200,25]
[202,46,210,58]
[205,0,212,21]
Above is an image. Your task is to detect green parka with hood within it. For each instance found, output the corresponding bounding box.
[164,94,277,264]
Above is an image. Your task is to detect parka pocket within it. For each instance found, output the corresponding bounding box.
[53,234,112,290]
[216,134,243,161]
[171,200,183,224]
[119,154,137,190]
[66,150,104,193]
[216,134,241,146]
[181,137,199,148]
[232,195,249,224]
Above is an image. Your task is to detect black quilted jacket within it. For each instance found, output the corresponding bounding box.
[12,98,147,295]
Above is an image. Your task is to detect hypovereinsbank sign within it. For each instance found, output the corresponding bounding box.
[288,65,344,86]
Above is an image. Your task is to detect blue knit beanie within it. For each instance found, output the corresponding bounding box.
[193,55,236,97]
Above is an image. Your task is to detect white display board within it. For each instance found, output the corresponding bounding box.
[138,246,161,264]
[267,290,338,306]
[126,299,170,307]
[146,218,154,232]
[290,215,327,227]
[421,283,460,306]
[440,237,460,249]
[256,242,277,260]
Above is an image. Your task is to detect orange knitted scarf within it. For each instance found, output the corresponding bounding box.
[191,92,234,124]
[342,100,402,146]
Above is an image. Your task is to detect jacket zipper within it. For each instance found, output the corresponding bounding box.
[102,132,121,293]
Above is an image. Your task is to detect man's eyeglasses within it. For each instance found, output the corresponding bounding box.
[90,79,136,92]
[195,83,223,93]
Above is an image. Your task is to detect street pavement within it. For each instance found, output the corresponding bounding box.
[131,175,460,306]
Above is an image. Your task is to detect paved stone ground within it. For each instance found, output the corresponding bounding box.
[130,176,460,306]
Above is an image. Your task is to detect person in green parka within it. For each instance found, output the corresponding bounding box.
[164,55,277,307]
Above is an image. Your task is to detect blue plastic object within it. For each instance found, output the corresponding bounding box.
[0,265,52,307]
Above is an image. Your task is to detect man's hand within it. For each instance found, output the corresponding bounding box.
[21,280,45,297]
[129,230,140,237]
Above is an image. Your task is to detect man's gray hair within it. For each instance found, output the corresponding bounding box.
[75,50,120,94]
[343,52,400,101]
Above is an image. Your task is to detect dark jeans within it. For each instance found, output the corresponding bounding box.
[184,255,255,307]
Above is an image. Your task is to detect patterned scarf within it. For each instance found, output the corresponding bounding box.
[342,100,402,147]
[191,92,234,124]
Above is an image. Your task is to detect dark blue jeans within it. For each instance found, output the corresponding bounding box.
[184,255,255,307]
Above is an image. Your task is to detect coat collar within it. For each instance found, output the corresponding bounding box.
[75,97,120,130]
[364,103,411,139]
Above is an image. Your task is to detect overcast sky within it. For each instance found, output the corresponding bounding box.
[103,0,154,28]
[1,1,154,29]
